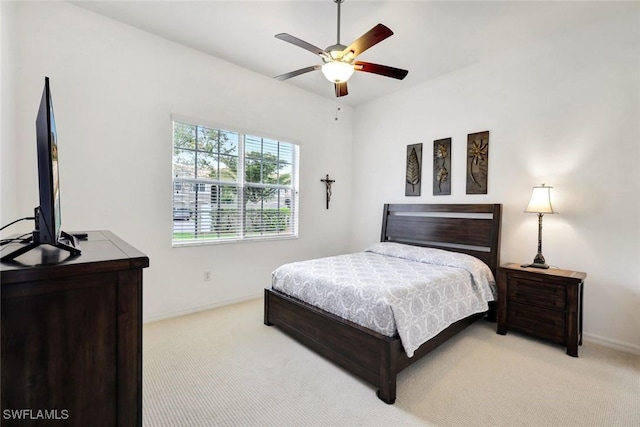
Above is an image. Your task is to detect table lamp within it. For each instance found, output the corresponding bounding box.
[522,184,556,269]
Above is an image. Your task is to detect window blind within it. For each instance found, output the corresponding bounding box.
[172,121,298,245]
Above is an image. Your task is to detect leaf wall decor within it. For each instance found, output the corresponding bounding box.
[405,143,422,196]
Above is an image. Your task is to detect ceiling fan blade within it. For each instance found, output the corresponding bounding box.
[275,65,321,81]
[275,33,329,59]
[334,82,348,97]
[354,61,408,80]
[342,24,393,59]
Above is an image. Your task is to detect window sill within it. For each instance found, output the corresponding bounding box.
[171,234,298,248]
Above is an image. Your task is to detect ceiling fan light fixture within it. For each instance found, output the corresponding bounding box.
[274,0,408,96]
[321,61,354,83]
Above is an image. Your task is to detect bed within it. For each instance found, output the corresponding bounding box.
[264,203,502,404]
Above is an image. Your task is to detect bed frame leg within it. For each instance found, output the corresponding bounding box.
[377,340,397,404]
[264,289,274,326]
[377,382,396,404]
[485,300,497,323]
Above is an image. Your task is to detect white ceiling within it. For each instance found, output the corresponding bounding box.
[70,0,624,107]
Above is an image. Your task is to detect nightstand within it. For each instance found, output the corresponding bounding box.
[496,263,586,357]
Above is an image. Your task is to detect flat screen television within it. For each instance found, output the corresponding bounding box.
[36,76,63,245]
[1,77,81,262]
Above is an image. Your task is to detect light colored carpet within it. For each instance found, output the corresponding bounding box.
[143,298,639,426]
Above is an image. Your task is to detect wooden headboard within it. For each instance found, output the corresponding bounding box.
[380,203,502,276]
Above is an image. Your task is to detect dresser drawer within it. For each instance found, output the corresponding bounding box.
[508,302,565,344]
[508,276,566,309]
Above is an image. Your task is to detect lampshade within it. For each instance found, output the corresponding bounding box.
[321,61,354,83]
[525,184,556,214]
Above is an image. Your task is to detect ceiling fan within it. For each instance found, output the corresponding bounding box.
[274,0,408,98]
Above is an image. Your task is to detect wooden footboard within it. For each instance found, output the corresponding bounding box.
[264,287,485,404]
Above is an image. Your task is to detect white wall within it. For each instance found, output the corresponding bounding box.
[0,2,18,225]
[350,5,640,352]
[1,2,353,322]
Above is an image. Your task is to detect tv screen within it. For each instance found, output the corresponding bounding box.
[35,76,62,244]
[0,77,80,263]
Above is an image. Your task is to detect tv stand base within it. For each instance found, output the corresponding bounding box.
[0,230,81,263]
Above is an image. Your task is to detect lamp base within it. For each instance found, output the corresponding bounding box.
[520,262,550,269]
[521,252,549,269]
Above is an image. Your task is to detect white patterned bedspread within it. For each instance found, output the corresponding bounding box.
[271,242,496,357]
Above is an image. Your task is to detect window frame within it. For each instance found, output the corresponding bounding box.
[171,116,299,247]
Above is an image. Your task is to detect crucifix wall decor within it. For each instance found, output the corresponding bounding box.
[320,174,335,209]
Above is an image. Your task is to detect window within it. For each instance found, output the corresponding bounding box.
[172,119,298,245]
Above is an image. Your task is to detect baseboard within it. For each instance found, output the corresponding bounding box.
[583,332,640,355]
[143,293,262,324]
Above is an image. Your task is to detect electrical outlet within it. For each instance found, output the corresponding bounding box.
[203,270,211,281]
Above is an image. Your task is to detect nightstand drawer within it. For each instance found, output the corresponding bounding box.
[508,276,566,309]
[508,302,565,343]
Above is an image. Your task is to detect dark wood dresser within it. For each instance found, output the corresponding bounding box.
[1,230,148,426]
[497,262,586,357]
